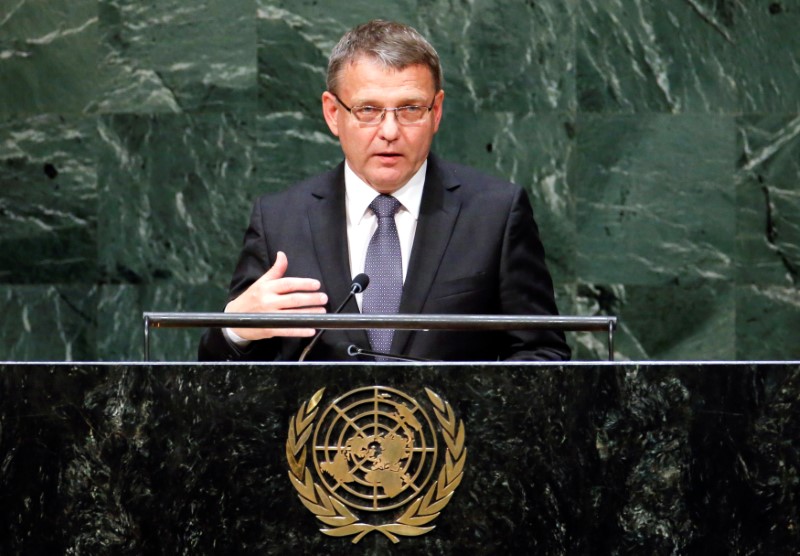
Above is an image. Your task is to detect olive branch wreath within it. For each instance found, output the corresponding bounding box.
[285,387,467,544]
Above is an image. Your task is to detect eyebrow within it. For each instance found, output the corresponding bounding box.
[351,97,430,107]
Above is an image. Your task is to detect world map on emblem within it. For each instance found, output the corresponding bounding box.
[312,386,438,512]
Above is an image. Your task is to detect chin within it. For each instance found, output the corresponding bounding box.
[370,184,402,194]
[368,174,407,194]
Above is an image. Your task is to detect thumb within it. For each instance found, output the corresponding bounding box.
[263,251,288,281]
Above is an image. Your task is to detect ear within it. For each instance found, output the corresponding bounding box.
[431,89,445,134]
[321,92,341,137]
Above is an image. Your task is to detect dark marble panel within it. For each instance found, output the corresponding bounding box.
[418,0,576,114]
[255,112,342,192]
[577,0,800,113]
[0,115,97,283]
[0,286,97,360]
[578,0,737,113]
[736,114,800,286]
[260,0,576,114]
[737,285,800,360]
[0,362,797,553]
[256,6,331,113]
[728,1,800,113]
[94,0,256,113]
[97,283,228,362]
[0,0,99,117]
[573,114,735,285]
[97,113,258,286]
[574,282,735,361]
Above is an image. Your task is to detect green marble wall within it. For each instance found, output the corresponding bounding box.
[1,0,799,361]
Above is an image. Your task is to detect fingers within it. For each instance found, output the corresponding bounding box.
[267,328,317,338]
[233,327,317,339]
[234,284,327,312]
[226,251,332,341]
[255,252,321,295]
[231,307,328,340]
[230,253,325,314]
[269,277,323,296]
[269,290,328,311]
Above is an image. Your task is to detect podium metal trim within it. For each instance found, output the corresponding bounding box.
[143,312,617,362]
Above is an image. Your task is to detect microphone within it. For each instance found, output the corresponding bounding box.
[344,343,431,363]
[298,274,369,361]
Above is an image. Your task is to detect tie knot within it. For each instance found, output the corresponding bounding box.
[370,195,401,218]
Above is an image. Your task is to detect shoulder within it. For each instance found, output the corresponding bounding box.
[428,154,526,206]
[253,163,344,209]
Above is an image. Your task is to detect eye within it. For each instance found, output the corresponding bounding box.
[357,106,379,115]
[402,105,423,114]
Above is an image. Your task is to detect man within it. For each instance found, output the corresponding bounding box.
[198,20,570,362]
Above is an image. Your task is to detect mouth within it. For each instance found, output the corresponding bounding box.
[374,152,403,162]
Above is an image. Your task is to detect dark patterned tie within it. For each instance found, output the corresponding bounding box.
[363,195,403,355]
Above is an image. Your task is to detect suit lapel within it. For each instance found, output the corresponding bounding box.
[393,156,461,355]
[307,164,371,348]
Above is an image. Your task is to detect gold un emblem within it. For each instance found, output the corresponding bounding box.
[286,386,467,544]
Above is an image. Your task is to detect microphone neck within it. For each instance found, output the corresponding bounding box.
[298,281,362,362]
[333,287,358,314]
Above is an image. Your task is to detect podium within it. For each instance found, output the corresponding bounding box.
[1,361,798,553]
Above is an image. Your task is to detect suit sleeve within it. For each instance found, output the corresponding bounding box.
[198,199,283,361]
[498,187,571,361]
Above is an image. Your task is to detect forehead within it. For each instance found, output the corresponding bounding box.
[337,58,436,103]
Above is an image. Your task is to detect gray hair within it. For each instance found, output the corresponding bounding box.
[326,20,443,95]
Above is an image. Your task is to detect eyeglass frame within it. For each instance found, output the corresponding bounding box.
[331,92,436,126]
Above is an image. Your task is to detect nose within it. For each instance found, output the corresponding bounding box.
[378,109,400,141]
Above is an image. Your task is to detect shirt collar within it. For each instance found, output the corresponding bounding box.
[345,160,427,226]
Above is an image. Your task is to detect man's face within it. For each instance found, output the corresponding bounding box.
[322,57,444,194]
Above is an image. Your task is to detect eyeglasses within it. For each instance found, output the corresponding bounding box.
[332,93,435,126]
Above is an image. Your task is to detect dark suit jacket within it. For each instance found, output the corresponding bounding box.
[198,154,570,362]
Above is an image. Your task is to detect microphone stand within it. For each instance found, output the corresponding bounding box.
[298,274,369,362]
